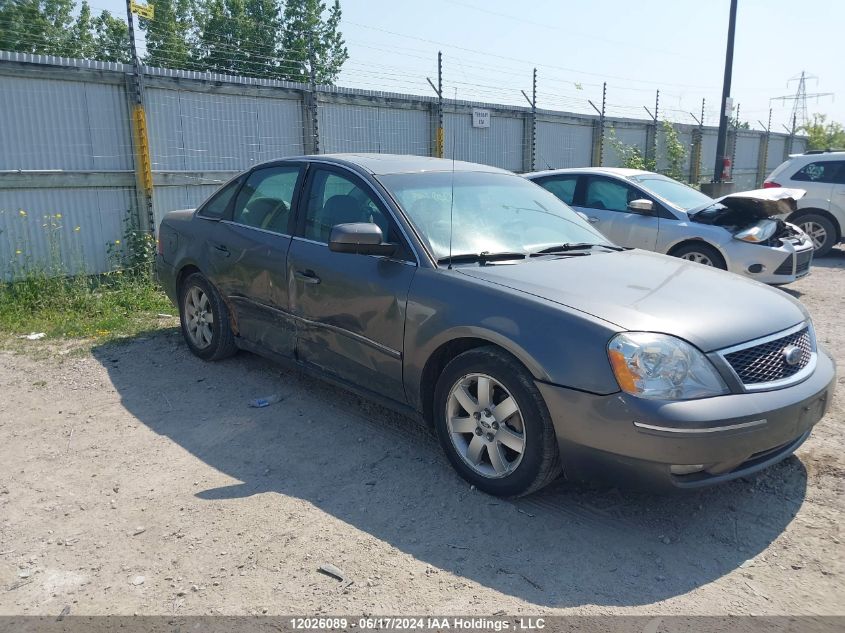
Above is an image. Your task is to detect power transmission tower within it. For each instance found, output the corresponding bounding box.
[770,71,834,129]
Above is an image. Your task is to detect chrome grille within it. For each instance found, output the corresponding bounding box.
[724,327,813,386]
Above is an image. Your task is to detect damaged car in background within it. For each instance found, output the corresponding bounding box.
[525,168,813,285]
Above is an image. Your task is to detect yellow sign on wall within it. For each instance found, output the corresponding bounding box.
[130,1,154,19]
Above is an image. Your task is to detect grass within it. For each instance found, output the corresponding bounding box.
[0,271,175,342]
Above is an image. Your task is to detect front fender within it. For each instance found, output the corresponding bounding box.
[402,268,623,410]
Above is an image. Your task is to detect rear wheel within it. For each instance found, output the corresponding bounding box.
[671,242,727,269]
[178,273,237,361]
[795,213,837,257]
[433,346,561,497]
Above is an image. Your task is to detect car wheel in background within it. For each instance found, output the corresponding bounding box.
[795,213,837,257]
[178,272,237,361]
[433,346,561,497]
[671,242,727,269]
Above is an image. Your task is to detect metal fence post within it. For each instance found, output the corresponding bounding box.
[125,0,154,236]
[302,39,320,155]
[644,90,659,167]
[589,82,606,167]
[427,52,444,158]
[521,68,537,172]
[689,98,705,184]
[756,109,772,187]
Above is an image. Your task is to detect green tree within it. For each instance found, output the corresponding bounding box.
[0,0,77,55]
[92,10,130,63]
[801,113,845,150]
[607,120,688,182]
[196,0,249,74]
[67,0,97,58]
[140,0,196,70]
[279,0,347,84]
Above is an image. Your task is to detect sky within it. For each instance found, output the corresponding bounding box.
[95,0,843,131]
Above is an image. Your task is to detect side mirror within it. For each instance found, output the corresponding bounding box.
[329,222,397,256]
[628,198,654,213]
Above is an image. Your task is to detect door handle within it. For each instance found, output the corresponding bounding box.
[588,216,600,224]
[294,269,321,284]
[211,243,230,257]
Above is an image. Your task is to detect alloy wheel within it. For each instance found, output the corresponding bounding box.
[184,286,214,349]
[800,221,827,250]
[445,373,526,478]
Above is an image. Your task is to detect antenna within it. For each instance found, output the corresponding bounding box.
[447,87,457,270]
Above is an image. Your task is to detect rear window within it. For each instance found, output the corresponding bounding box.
[791,160,845,184]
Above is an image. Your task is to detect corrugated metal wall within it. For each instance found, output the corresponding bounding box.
[536,120,593,169]
[444,110,524,172]
[0,53,810,280]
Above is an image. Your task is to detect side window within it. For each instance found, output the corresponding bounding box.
[792,161,843,184]
[197,177,241,219]
[231,166,301,233]
[537,176,577,205]
[583,177,644,213]
[303,170,392,243]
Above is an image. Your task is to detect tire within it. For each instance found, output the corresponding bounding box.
[178,272,237,361]
[794,213,837,257]
[433,346,561,497]
[671,242,727,269]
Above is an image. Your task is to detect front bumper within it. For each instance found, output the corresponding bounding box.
[155,255,179,305]
[537,346,835,490]
[726,232,814,285]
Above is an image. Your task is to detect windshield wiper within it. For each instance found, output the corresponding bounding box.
[530,242,624,256]
[437,251,527,265]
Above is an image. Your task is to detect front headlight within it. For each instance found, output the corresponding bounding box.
[734,219,777,243]
[608,332,729,400]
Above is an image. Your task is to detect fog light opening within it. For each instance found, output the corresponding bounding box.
[747,264,765,274]
[670,464,706,475]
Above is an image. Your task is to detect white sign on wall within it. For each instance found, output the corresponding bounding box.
[472,108,491,128]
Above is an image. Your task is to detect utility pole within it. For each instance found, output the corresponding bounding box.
[771,71,833,131]
[427,52,444,157]
[521,67,537,171]
[711,0,738,189]
[125,0,155,236]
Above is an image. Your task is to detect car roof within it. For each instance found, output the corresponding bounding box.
[524,167,653,179]
[255,153,512,176]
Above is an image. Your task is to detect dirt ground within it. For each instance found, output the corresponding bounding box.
[1,251,843,617]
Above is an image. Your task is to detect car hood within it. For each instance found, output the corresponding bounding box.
[688,187,805,223]
[456,249,808,352]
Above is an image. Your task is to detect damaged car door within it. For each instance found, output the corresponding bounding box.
[287,165,417,402]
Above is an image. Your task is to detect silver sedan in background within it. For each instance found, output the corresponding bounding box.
[525,168,815,285]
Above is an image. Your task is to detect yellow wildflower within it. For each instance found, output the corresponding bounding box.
[115,239,121,244]
[15,249,22,255]
[55,213,62,219]
[74,226,81,232]
[18,209,26,217]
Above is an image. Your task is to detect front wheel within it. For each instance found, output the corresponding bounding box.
[433,346,561,497]
[671,242,727,269]
[178,272,237,361]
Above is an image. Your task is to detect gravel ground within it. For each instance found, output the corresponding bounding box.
[0,251,843,617]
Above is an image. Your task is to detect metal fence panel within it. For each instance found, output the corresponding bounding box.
[536,120,592,169]
[256,97,305,161]
[0,75,131,170]
[152,184,221,227]
[0,187,132,279]
[604,125,647,167]
[319,103,429,155]
[766,137,786,171]
[444,110,524,172]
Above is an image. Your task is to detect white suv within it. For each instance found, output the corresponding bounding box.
[764,150,845,256]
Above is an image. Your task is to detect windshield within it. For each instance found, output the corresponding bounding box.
[378,171,610,261]
[629,175,714,211]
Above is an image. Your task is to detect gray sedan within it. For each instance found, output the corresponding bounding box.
[526,168,815,285]
[156,154,835,496]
